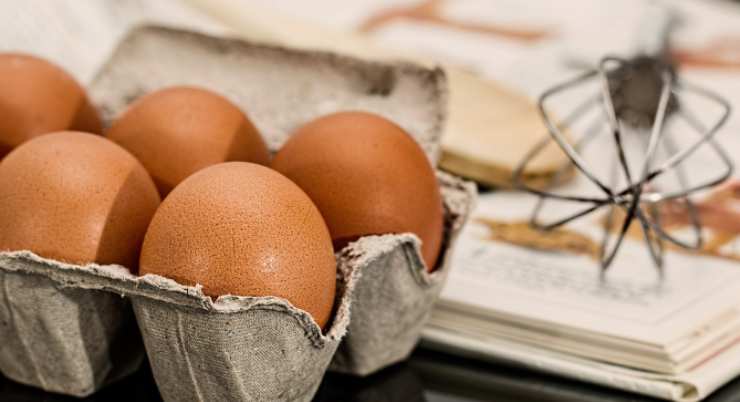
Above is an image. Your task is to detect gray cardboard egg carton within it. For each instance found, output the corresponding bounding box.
[0,25,476,400]
[0,252,353,401]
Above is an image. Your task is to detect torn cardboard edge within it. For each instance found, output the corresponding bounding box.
[339,171,475,279]
[0,250,351,344]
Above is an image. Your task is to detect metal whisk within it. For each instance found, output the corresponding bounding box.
[512,7,734,274]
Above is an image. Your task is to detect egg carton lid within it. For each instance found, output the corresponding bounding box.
[89,24,448,164]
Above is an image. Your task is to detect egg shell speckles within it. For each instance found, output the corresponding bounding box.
[0,131,161,270]
[0,53,102,158]
[139,162,337,329]
[106,86,271,197]
[271,111,445,271]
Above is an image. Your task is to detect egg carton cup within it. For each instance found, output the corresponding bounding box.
[329,171,476,376]
[0,257,143,397]
[128,279,353,402]
[0,252,355,402]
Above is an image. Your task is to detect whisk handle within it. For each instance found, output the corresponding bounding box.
[635,3,680,59]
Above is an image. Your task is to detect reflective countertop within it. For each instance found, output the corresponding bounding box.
[4,347,740,402]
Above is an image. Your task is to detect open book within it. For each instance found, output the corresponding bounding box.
[423,68,740,400]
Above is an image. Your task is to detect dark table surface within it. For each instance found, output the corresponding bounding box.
[4,347,740,402]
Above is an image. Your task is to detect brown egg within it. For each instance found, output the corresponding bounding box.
[139,162,337,328]
[272,111,444,271]
[0,131,161,270]
[106,86,271,197]
[0,53,102,158]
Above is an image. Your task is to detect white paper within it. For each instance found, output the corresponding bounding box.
[0,0,227,83]
[422,324,740,402]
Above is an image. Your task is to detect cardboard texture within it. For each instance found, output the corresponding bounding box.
[330,171,475,376]
[0,262,143,397]
[89,25,448,165]
[0,252,352,401]
[0,24,475,400]
[129,272,353,402]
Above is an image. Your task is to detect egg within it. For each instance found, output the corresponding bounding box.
[139,162,337,328]
[0,53,102,158]
[272,111,444,271]
[0,131,160,269]
[106,86,271,197]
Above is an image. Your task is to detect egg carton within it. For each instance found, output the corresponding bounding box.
[0,173,472,400]
[0,251,353,401]
[0,24,476,400]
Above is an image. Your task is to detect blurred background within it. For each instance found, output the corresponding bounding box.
[4,0,740,97]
